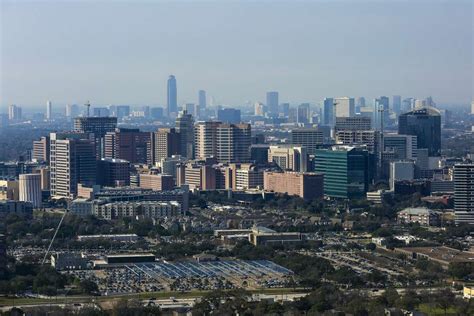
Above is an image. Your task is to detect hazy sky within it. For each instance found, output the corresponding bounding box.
[1,0,473,110]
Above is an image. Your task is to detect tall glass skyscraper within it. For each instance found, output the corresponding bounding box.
[266,91,279,116]
[398,107,441,157]
[167,75,178,116]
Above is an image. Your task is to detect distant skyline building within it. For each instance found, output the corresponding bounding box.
[334,97,355,118]
[297,103,310,124]
[167,75,178,116]
[266,91,279,116]
[393,95,402,115]
[373,96,389,130]
[322,98,335,126]
[8,104,22,121]
[198,90,206,110]
[217,108,241,124]
[46,100,52,120]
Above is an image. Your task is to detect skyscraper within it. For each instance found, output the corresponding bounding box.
[322,98,335,126]
[398,107,441,156]
[8,104,22,121]
[297,103,310,124]
[74,116,118,158]
[392,95,401,115]
[217,108,241,124]
[198,90,206,110]
[314,146,369,199]
[334,97,355,118]
[46,100,52,120]
[104,128,151,164]
[167,75,178,116]
[290,128,324,155]
[175,110,195,159]
[151,128,181,164]
[50,132,97,198]
[373,96,389,130]
[32,136,50,162]
[453,164,474,225]
[266,91,279,116]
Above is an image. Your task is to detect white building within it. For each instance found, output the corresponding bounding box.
[334,97,355,118]
[18,174,42,208]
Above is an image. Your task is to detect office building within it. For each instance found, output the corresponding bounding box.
[390,160,415,190]
[97,158,130,187]
[32,136,50,162]
[335,116,372,131]
[150,107,164,119]
[290,128,324,154]
[254,102,265,116]
[177,162,216,191]
[217,108,241,124]
[104,128,151,164]
[334,97,355,118]
[250,144,270,164]
[356,97,366,111]
[263,171,324,200]
[314,146,369,199]
[279,103,290,117]
[139,174,174,191]
[50,133,97,198]
[167,75,178,116]
[268,145,308,172]
[398,107,441,156]
[92,107,110,117]
[175,111,195,158]
[159,155,187,184]
[249,226,302,246]
[18,174,42,208]
[65,104,79,119]
[454,164,474,225]
[383,134,417,160]
[227,163,264,190]
[151,128,181,164]
[46,100,52,120]
[195,121,220,160]
[322,98,335,126]
[0,179,19,200]
[266,91,279,116]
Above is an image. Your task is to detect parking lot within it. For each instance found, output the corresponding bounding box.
[64,260,293,294]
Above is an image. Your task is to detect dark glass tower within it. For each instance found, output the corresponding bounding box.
[398,107,441,156]
[167,75,177,116]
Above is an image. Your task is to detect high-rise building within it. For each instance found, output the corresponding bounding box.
[335,117,372,131]
[217,108,241,124]
[279,103,290,117]
[390,160,415,190]
[46,100,52,120]
[92,107,110,117]
[50,132,97,198]
[398,107,441,156]
[357,97,366,110]
[167,75,178,116]
[266,91,279,116]
[175,111,195,159]
[383,133,417,160]
[471,100,474,115]
[8,104,22,121]
[32,136,50,163]
[334,97,355,118]
[104,128,151,164]
[453,164,474,225]
[263,171,324,200]
[297,103,311,124]
[254,102,265,116]
[373,96,390,130]
[322,98,335,126]
[65,104,79,120]
[74,116,118,158]
[151,128,181,164]
[19,174,42,208]
[314,146,369,199]
[216,123,251,163]
[97,158,130,187]
[290,128,324,155]
[392,95,402,115]
[194,122,251,163]
[268,145,308,172]
[335,130,379,153]
[198,90,206,110]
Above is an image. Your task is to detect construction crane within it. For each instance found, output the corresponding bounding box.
[42,210,68,265]
[85,101,91,117]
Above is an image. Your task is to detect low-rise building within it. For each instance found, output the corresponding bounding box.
[93,201,182,220]
[249,226,302,246]
[397,207,441,226]
[263,171,324,200]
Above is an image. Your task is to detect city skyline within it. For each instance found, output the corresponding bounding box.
[1,0,472,108]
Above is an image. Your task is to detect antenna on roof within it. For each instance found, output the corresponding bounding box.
[85,101,91,117]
